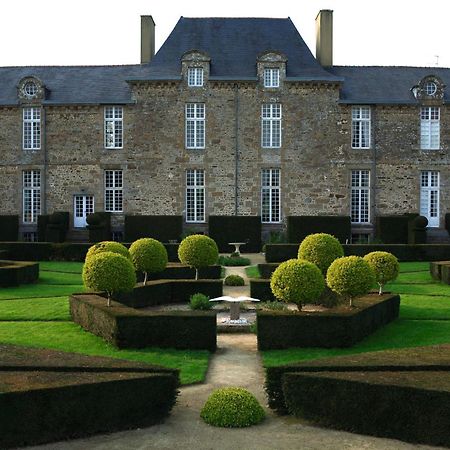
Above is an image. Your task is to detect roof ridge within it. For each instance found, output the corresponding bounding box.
[0,64,144,70]
[332,65,450,70]
[180,17,290,20]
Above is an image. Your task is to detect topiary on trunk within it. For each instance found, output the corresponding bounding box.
[363,251,399,294]
[85,241,130,262]
[129,238,168,285]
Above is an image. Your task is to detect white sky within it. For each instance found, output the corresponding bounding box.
[1,0,449,68]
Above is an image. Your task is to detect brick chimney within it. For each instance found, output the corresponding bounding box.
[315,10,333,67]
[141,16,155,64]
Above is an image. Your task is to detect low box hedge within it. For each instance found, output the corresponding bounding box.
[250,278,276,302]
[257,263,279,279]
[0,215,18,241]
[124,215,183,243]
[70,294,217,351]
[286,216,351,244]
[0,260,39,287]
[265,243,450,263]
[429,261,450,282]
[257,294,400,351]
[143,264,221,281]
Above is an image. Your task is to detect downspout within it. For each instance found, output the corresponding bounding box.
[234,84,239,215]
[42,106,47,215]
[371,106,377,238]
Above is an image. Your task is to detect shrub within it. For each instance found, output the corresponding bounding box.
[270,259,325,310]
[326,256,376,307]
[224,274,245,286]
[189,293,212,310]
[200,387,265,427]
[298,233,344,275]
[257,301,287,311]
[129,238,168,284]
[82,251,136,306]
[363,251,399,294]
[178,235,219,280]
[217,255,251,266]
[85,241,130,262]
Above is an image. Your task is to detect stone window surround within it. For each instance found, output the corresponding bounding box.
[257,51,287,89]
[186,168,205,223]
[261,167,281,223]
[351,169,370,224]
[104,169,123,213]
[261,103,282,148]
[22,169,41,224]
[185,103,206,149]
[351,106,371,149]
[181,50,210,87]
[104,106,124,149]
[420,106,440,150]
[187,67,204,87]
[17,76,46,103]
[22,107,41,150]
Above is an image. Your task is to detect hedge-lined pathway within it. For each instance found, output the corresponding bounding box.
[33,255,434,450]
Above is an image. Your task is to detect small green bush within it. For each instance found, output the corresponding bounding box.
[298,233,344,275]
[224,274,245,286]
[178,235,219,279]
[257,301,287,311]
[270,259,325,310]
[326,256,376,307]
[85,241,130,262]
[363,251,399,294]
[189,293,212,310]
[217,255,251,266]
[129,238,168,284]
[82,251,136,306]
[200,387,265,427]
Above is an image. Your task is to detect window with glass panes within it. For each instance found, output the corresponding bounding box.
[104,106,123,148]
[23,107,41,150]
[261,168,281,223]
[420,170,439,227]
[351,170,370,223]
[351,106,371,148]
[261,104,281,148]
[263,68,280,87]
[104,170,123,212]
[23,170,41,223]
[185,103,205,149]
[420,107,440,150]
[186,169,205,222]
[187,68,204,87]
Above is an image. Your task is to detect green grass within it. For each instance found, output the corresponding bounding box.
[0,284,84,300]
[262,260,450,368]
[38,271,83,285]
[245,265,260,278]
[39,261,84,273]
[0,297,70,321]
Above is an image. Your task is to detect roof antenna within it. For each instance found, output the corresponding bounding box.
[435,55,439,67]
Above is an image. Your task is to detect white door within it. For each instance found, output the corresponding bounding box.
[420,171,439,227]
[74,195,94,228]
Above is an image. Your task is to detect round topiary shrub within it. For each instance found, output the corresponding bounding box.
[200,387,265,428]
[178,235,219,280]
[189,293,212,310]
[298,233,344,275]
[85,241,130,262]
[82,251,136,306]
[224,274,245,286]
[326,256,376,307]
[363,251,399,294]
[129,238,168,285]
[414,215,428,229]
[270,259,325,310]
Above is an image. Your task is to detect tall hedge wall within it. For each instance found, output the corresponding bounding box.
[287,216,351,244]
[208,215,262,252]
[124,215,183,243]
[375,215,417,244]
[0,215,19,241]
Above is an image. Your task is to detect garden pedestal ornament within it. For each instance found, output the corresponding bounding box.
[210,295,259,323]
[228,242,246,256]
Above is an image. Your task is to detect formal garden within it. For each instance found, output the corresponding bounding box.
[0,225,450,448]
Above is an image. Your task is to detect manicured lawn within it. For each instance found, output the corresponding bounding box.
[0,261,210,384]
[245,265,260,278]
[262,261,450,368]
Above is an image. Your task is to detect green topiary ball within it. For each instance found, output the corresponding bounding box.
[129,238,168,284]
[326,256,376,306]
[85,241,130,262]
[298,233,344,275]
[178,235,219,279]
[189,293,212,310]
[224,274,245,286]
[270,259,325,310]
[363,251,399,294]
[200,387,265,428]
[82,251,136,306]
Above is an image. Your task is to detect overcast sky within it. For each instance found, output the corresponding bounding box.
[1,0,448,68]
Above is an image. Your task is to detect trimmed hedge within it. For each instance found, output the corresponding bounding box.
[70,294,217,351]
[376,215,415,244]
[257,294,400,350]
[124,215,183,243]
[208,215,262,252]
[250,278,276,302]
[0,215,18,241]
[87,212,111,242]
[287,216,351,244]
[143,264,222,281]
[282,371,450,447]
[0,260,39,287]
[429,261,450,284]
[258,263,279,279]
[265,244,450,263]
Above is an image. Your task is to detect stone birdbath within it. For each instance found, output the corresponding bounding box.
[228,242,247,256]
[209,295,260,324]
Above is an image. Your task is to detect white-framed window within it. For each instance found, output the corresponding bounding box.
[420,107,440,150]
[186,169,205,223]
[261,168,281,223]
[185,103,205,149]
[351,106,371,149]
[104,106,123,149]
[188,67,204,87]
[23,107,41,150]
[420,170,439,227]
[261,104,281,148]
[351,170,370,223]
[425,81,437,96]
[263,68,280,88]
[23,170,41,223]
[104,170,123,212]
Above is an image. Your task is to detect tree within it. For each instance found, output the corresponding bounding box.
[129,238,168,285]
[178,235,219,280]
[363,251,399,294]
[85,241,130,261]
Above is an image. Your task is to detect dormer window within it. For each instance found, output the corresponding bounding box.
[188,67,204,87]
[264,68,280,88]
[17,76,45,103]
[425,81,437,96]
[23,81,38,98]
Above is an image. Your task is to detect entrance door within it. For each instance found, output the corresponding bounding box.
[74,195,94,228]
[420,171,439,227]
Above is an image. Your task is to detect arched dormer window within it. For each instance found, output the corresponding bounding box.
[181,50,211,87]
[411,75,445,103]
[17,76,46,103]
[257,51,287,89]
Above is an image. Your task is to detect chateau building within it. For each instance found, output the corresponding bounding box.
[0,11,448,242]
